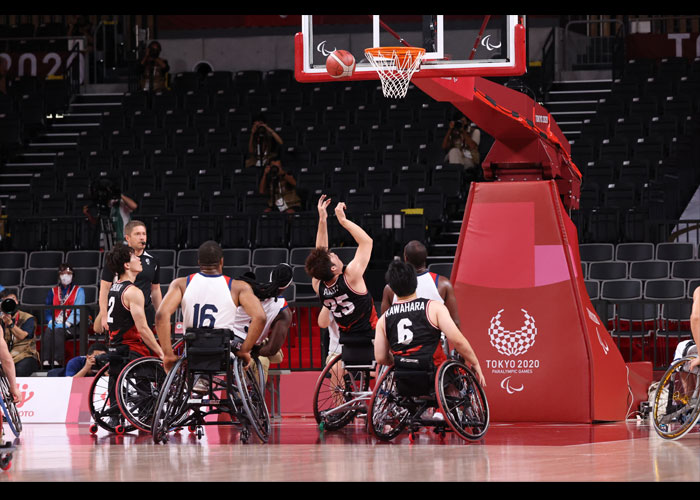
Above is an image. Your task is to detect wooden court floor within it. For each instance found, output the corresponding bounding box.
[1,418,700,483]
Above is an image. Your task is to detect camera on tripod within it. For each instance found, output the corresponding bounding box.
[90,178,121,215]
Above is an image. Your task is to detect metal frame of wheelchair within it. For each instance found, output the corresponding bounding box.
[150,328,270,444]
[652,354,700,440]
[312,343,379,432]
[0,363,21,470]
[367,355,490,443]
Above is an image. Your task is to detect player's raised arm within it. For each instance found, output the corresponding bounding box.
[334,202,372,285]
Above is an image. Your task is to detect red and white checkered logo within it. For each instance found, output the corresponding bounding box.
[488,309,537,356]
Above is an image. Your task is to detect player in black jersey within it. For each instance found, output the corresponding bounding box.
[97,220,162,335]
[104,243,163,360]
[374,260,485,387]
[305,195,377,346]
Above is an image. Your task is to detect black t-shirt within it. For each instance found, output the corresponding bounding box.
[101,250,160,317]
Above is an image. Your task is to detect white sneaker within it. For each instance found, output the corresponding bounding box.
[192,377,210,395]
[433,411,444,421]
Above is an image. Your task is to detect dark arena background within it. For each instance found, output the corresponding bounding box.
[0,14,700,483]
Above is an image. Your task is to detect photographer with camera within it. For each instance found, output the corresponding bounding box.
[139,40,169,92]
[41,264,85,369]
[441,112,482,181]
[83,178,138,251]
[258,159,302,213]
[46,342,108,378]
[245,113,283,168]
[0,290,40,377]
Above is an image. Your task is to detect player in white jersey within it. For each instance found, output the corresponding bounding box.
[155,241,266,373]
[232,264,294,383]
[381,240,461,329]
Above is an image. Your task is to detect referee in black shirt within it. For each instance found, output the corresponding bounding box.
[95,220,162,334]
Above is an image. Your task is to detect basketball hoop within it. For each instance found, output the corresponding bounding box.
[364,46,426,99]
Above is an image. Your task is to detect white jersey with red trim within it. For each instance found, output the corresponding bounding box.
[392,271,443,304]
[181,273,237,331]
[232,296,288,344]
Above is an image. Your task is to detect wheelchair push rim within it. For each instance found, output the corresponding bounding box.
[0,365,22,437]
[88,363,136,434]
[115,356,168,433]
[312,354,365,431]
[152,356,191,444]
[436,360,490,442]
[652,355,700,441]
[367,366,410,441]
[233,356,271,443]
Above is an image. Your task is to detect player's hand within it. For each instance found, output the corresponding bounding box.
[163,353,179,374]
[100,316,109,333]
[235,350,253,371]
[10,385,20,403]
[317,194,331,220]
[473,364,486,388]
[689,356,700,372]
[334,202,347,223]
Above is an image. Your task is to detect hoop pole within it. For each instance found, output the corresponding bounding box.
[469,15,492,60]
[370,15,412,48]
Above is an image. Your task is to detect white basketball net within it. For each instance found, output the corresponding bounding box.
[364,47,425,99]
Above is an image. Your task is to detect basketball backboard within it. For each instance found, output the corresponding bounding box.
[295,15,526,83]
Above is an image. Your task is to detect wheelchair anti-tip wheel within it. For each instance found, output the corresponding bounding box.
[0,365,21,438]
[88,364,136,434]
[652,355,700,441]
[436,360,489,442]
[116,356,168,432]
[367,366,410,441]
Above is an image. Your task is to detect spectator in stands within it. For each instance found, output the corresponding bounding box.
[139,40,170,91]
[245,113,283,168]
[42,264,86,368]
[67,15,94,52]
[48,342,108,377]
[0,290,40,377]
[442,112,482,183]
[259,159,302,213]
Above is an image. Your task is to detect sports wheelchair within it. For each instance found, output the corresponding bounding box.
[88,340,184,435]
[151,328,270,444]
[0,362,21,471]
[0,362,21,440]
[313,342,380,432]
[652,352,700,440]
[367,353,489,443]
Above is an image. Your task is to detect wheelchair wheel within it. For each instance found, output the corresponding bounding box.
[652,355,700,440]
[234,357,271,443]
[87,364,136,434]
[312,354,359,431]
[436,360,489,442]
[0,365,22,438]
[152,357,191,444]
[368,366,410,441]
[115,357,167,432]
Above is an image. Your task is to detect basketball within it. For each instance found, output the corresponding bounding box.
[325,49,356,79]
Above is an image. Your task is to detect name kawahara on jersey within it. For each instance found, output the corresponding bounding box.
[385,300,426,317]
